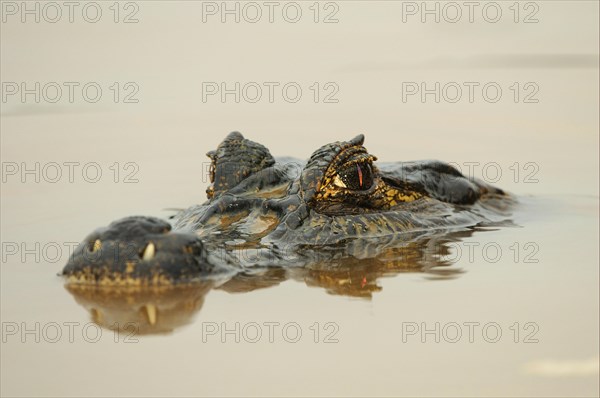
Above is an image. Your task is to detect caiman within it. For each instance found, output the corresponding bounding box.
[61,132,511,286]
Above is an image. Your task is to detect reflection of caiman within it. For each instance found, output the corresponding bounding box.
[62,132,512,285]
[62,132,514,333]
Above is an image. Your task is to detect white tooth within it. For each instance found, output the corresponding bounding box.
[142,242,155,261]
[333,175,347,188]
[91,308,103,324]
[92,239,101,252]
[144,304,157,326]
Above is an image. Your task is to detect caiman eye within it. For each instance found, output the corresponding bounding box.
[335,163,374,190]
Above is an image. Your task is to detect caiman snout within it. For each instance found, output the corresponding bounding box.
[62,216,215,285]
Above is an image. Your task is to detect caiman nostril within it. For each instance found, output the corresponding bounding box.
[141,242,156,261]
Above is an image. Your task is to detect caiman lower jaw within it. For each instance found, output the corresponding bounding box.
[64,269,175,287]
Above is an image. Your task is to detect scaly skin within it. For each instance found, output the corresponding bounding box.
[62,132,510,285]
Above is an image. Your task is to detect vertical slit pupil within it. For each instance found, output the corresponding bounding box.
[357,164,363,188]
[340,162,373,190]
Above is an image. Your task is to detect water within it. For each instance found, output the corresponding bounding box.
[1,2,598,396]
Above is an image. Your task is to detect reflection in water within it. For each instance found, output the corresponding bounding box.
[65,283,215,335]
[64,226,507,334]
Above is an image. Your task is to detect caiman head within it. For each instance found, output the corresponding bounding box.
[62,132,504,285]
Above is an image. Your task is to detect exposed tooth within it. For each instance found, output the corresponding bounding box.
[90,308,103,324]
[143,304,157,325]
[92,239,101,252]
[333,175,347,188]
[142,242,155,261]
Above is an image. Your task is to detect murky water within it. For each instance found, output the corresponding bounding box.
[1,1,598,396]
